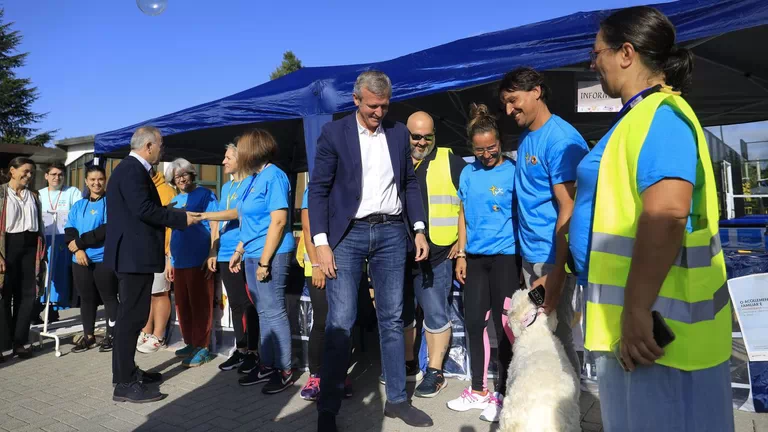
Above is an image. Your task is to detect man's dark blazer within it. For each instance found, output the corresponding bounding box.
[308,114,426,249]
[104,156,187,274]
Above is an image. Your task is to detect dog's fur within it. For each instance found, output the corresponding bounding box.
[499,288,581,432]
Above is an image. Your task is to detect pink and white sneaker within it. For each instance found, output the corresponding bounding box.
[480,392,503,422]
[137,335,163,354]
[136,331,148,350]
[446,387,491,412]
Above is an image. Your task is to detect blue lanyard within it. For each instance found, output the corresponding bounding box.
[611,84,662,127]
[238,174,258,205]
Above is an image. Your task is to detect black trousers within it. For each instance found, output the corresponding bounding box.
[464,254,519,395]
[218,262,259,350]
[72,262,119,337]
[306,277,329,375]
[0,231,38,350]
[112,272,153,384]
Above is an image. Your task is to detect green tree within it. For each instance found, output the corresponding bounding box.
[0,8,54,146]
[269,50,303,80]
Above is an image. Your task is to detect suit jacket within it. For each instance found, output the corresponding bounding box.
[104,156,187,274]
[308,114,426,249]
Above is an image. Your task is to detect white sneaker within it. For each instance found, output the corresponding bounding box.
[137,335,162,354]
[480,392,503,422]
[136,331,147,349]
[446,387,490,412]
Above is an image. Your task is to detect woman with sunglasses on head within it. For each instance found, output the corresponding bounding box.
[447,103,518,423]
[0,157,46,361]
[65,165,118,353]
[570,6,733,431]
[206,144,261,375]
[166,158,220,368]
[202,129,296,395]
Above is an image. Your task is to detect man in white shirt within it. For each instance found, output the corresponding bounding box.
[38,162,82,316]
[309,71,432,431]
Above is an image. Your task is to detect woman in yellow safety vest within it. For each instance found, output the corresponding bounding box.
[568,6,733,432]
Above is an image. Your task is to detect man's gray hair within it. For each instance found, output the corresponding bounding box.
[353,71,392,99]
[165,158,197,185]
[130,126,161,150]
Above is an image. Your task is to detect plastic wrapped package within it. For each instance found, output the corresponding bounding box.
[418,281,471,380]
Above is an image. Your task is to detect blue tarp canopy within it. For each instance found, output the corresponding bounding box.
[95,0,768,170]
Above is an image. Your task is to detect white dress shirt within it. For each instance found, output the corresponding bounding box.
[129,151,152,172]
[313,115,424,247]
[5,186,39,234]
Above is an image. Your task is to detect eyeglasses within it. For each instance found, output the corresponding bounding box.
[174,173,192,180]
[47,173,64,177]
[410,133,435,142]
[589,47,615,63]
[473,143,499,155]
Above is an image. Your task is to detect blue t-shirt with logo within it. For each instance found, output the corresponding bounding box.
[217,179,249,262]
[569,104,697,286]
[170,187,219,269]
[458,159,517,256]
[238,164,296,259]
[515,114,588,264]
[65,197,107,263]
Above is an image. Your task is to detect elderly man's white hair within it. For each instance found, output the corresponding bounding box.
[130,126,161,150]
[165,158,197,185]
[354,70,392,99]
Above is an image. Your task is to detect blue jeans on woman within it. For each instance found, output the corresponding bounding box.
[244,253,292,371]
[318,220,408,415]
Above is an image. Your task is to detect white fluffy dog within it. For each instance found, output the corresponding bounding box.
[499,288,581,432]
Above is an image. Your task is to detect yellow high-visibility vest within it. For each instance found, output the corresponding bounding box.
[425,148,460,246]
[584,89,731,371]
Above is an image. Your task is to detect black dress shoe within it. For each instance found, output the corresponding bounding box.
[138,369,163,384]
[384,401,433,427]
[13,345,33,359]
[0,352,5,363]
[113,382,166,403]
[318,411,337,432]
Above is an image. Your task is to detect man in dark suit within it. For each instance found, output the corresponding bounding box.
[309,71,432,431]
[105,126,197,403]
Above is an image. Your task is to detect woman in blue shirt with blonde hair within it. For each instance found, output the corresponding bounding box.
[64,165,118,354]
[202,129,296,395]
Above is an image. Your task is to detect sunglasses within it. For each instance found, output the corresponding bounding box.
[410,133,435,142]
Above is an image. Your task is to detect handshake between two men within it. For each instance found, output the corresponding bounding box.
[186,212,204,226]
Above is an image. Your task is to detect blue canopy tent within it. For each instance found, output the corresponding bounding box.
[95,0,768,174]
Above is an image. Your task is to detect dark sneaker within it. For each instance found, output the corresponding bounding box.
[414,368,447,398]
[344,376,353,398]
[262,370,295,395]
[219,350,245,371]
[71,336,97,354]
[384,401,433,427]
[237,352,260,374]
[239,366,275,386]
[379,361,424,385]
[113,382,166,403]
[99,335,114,353]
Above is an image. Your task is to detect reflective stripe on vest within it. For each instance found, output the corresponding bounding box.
[584,90,731,372]
[591,232,723,269]
[426,148,460,246]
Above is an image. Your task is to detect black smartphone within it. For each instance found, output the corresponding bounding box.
[652,310,676,348]
[528,285,545,306]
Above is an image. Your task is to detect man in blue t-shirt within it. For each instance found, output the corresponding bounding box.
[499,67,588,374]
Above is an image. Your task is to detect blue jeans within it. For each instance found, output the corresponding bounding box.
[596,355,734,432]
[244,253,292,371]
[403,258,453,333]
[318,221,408,415]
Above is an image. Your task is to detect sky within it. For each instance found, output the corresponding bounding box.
[3,0,766,156]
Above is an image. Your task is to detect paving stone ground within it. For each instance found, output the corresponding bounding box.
[1,311,766,432]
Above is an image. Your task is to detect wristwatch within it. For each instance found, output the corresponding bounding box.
[414,228,426,235]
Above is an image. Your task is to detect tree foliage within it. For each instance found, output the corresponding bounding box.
[0,8,54,146]
[270,50,303,80]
